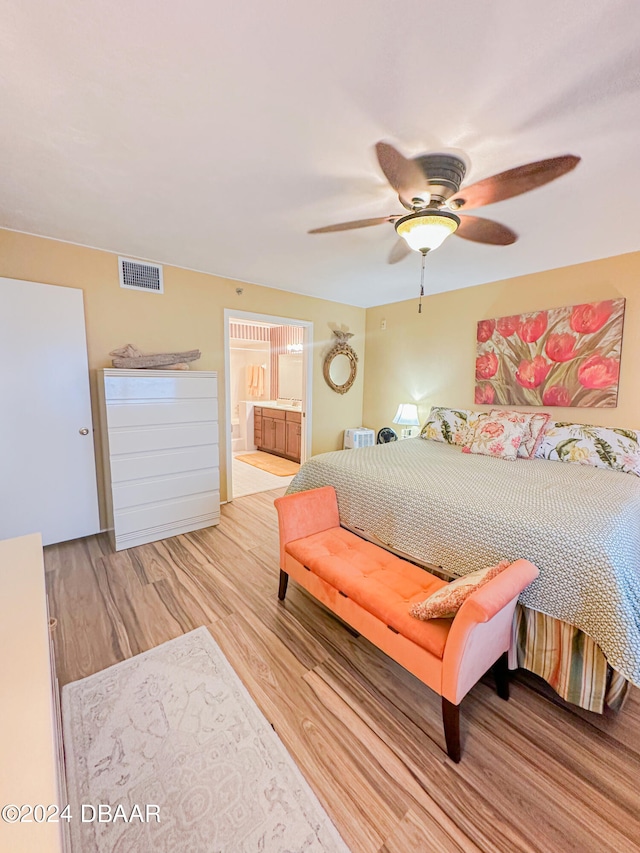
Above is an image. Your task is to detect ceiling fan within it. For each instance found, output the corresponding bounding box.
[309,143,580,265]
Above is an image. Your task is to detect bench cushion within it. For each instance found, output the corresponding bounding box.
[285,527,451,658]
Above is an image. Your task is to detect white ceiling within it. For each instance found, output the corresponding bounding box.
[1,0,639,308]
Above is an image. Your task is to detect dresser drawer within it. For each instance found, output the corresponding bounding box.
[114,492,220,537]
[112,468,220,510]
[109,422,219,455]
[106,398,218,429]
[110,444,219,483]
[105,373,218,401]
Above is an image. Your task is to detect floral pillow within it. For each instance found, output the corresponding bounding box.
[410,560,510,620]
[463,412,528,461]
[535,422,640,476]
[420,407,476,446]
[490,409,550,459]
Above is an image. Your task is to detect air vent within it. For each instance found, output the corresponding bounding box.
[118,257,164,294]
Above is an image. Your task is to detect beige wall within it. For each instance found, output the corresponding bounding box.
[363,251,640,434]
[0,229,366,520]
[6,225,639,528]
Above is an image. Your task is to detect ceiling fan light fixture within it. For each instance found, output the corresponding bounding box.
[395,210,460,253]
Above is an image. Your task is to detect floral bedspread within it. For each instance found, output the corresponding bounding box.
[287,438,640,686]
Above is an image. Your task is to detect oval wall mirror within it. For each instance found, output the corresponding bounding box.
[323,331,358,395]
[329,353,352,386]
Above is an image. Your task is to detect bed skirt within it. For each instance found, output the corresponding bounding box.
[509,605,630,714]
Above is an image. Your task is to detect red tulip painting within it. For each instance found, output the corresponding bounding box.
[475,299,625,407]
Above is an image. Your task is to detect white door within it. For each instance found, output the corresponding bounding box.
[0,278,100,545]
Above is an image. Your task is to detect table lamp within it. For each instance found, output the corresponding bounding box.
[392,403,420,439]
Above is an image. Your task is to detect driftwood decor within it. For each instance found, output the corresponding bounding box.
[109,344,201,370]
[323,330,358,395]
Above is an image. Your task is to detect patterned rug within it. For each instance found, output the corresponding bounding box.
[62,627,349,852]
[236,452,300,476]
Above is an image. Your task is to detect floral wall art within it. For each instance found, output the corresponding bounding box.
[475,299,625,408]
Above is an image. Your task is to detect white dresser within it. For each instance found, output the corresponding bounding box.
[98,369,220,551]
[0,534,66,853]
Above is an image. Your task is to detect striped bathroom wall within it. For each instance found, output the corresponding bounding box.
[229,321,304,399]
[229,322,271,342]
[270,326,304,399]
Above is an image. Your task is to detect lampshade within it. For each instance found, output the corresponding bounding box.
[392,403,420,426]
[395,210,460,253]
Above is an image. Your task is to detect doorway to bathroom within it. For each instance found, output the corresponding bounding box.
[224,309,312,501]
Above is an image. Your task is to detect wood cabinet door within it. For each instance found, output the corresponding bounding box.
[273,418,287,455]
[261,416,275,451]
[286,420,301,462]
[253,410,262,446]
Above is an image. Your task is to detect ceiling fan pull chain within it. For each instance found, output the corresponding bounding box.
[418,250,427,314]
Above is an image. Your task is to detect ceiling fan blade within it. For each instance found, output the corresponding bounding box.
[375,142,428,206]
[308,215,398,234]
[448,155,580,211]
[388,238,412,264]
[454,216,518,245]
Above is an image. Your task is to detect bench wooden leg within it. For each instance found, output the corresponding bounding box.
[278,570,289,601]
[442,697,461,763]
[493,651,510,701]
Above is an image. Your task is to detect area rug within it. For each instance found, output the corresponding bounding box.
[62,627,349,852]
[236,452,300,476]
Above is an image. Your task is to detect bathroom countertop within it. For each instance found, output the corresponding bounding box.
[253,400,303,413]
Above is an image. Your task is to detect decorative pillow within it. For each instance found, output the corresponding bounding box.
[463,412,528,461]
[410,560,510,620]
[490,409,551,459]
[420,407,475,446]
[535,421,640,476]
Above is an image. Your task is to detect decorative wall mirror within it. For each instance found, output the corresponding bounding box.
[323,330,358,395]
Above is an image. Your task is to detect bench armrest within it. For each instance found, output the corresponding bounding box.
[460,559,539,623]
[441,559,539,704]
[274,487,340,567]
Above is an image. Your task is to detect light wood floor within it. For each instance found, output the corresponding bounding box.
[45,489,640,853]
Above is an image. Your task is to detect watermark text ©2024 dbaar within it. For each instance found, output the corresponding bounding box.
[1,803,160,824]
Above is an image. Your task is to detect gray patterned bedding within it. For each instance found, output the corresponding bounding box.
[287,438,640,687]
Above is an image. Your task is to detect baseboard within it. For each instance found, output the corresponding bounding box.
[114,513,220,551]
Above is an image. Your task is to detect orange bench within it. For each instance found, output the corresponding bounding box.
[274,485,539,761]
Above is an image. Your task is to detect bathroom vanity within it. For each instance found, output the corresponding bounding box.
[253,403,302,463]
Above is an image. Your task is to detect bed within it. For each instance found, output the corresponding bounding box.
[287,438,640,712]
